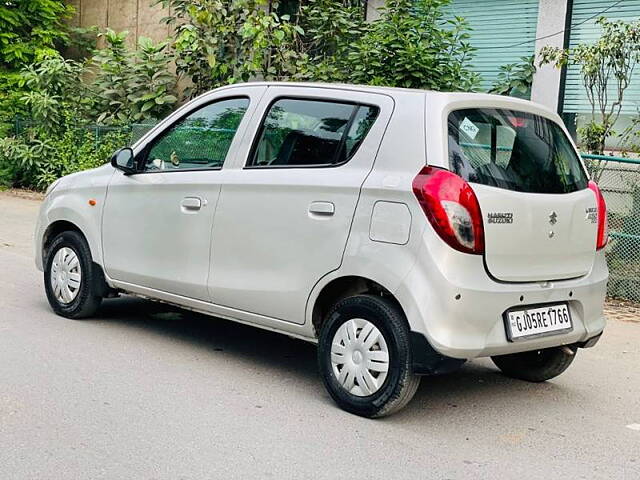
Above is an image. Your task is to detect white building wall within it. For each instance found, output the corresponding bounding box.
[530,0,570,111]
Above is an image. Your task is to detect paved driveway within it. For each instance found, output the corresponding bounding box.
[1,191,639,479]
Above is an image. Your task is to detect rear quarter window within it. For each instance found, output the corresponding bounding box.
[448,108,588,194]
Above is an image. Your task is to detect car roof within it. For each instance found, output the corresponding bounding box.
[213,81,556,117]
[217,81,428,96]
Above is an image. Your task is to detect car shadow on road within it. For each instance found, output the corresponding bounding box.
[394,363,567,423]
[94,295,320,383]
[92,295,567,421]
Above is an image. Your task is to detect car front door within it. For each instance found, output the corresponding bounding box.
[207,87,394,324]
[102,87,264,301]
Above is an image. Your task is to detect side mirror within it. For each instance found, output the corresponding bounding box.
[111,147,136,174]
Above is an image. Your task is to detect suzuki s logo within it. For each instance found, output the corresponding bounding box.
[549,211,558,225]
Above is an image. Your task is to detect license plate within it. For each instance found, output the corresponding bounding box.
[504,303,573,341]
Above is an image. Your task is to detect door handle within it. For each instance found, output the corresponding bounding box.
[309,201,335,216]
[181,197,203,212]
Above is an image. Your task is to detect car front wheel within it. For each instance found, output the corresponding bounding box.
[318,294,420,418]
[44,231,103,319]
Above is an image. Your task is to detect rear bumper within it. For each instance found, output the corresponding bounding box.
[410,330,602,375]
[396,237,608,360]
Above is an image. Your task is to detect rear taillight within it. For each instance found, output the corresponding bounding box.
[412,166,484,255]
[588,180,608,250]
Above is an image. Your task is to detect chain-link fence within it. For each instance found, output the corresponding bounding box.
[14,120,157,145]
[584,154,640,301]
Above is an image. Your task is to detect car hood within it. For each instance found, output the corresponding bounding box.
[55,163,116,192]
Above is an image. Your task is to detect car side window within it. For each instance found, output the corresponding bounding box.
[248,98,379,168]
[141,97,250,172]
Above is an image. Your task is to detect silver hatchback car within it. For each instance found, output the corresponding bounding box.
[36,83,608,417]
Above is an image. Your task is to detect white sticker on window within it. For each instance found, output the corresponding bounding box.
[460,117,480,139]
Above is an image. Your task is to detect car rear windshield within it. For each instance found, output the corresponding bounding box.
[448,108,588,194]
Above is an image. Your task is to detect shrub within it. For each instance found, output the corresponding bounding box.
[337,0,478,90]
[2,0,480,191]
[19,54,94,129]
[0,0,74,135]
[0,136,30,188]
[92,30,178,123]
[0,126,129,190]
[157,0,304,98]
[158,0,479,94]
[0,73,26,137]
[30,129,129,189]
[0,0,72,70]
[489,55,536,98]
[0,32,176,191]
[0,51,131,191]
[298,0,367,62]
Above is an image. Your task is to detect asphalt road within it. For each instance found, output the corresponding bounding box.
[1,192,639,479]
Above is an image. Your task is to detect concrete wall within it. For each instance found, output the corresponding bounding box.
[366,0,384,20]
[69,0,282,45]
[69,0,172,46]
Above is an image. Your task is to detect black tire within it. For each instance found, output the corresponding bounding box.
[491,346,577,382]
[44,230,103,319]
[317,294,420,418]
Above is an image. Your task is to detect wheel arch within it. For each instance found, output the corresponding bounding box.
[309,275,403,337]
[308,273,467,376]
[41,219,112,297]
[39,201,105,269]
[42,220,86,259]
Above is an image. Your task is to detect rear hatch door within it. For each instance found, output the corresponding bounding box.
[447,108,597,282]
[473,184,596,282]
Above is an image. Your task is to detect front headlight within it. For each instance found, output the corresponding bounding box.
[44,178,61,197]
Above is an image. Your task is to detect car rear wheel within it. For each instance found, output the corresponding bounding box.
[317,295,420,418]
[44,231,103,319]
[491,346,577,382]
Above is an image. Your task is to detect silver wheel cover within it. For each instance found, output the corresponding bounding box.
[50,247,82,304]
[330,318,390,397]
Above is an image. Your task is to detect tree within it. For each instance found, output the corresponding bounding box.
[92,30,178,124]
[0,0,72,70]
[19,54,93,129]
[0,0,74,135]
[157,0,478,95]
[297,0,367,60]
[540,17,640,155]
[156,0,304,98]
[489,55,536,99]
[332,0,478,91]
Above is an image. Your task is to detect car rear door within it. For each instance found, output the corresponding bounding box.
[207,86,394,324]
[446,107,597,282]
